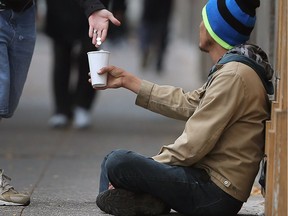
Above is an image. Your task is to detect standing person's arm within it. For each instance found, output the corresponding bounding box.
[76,0,121,47]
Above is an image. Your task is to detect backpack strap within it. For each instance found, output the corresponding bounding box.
[207,54,274,95]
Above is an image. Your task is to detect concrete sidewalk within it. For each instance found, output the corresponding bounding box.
[0,33,264,215]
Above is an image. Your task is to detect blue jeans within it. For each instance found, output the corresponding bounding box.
[0,5,36,118]
[99,149,243,215]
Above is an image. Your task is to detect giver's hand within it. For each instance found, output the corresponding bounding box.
[91,66,141,94]
[88,9,121,47]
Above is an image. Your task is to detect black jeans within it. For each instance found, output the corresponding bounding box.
[99,149,243,216]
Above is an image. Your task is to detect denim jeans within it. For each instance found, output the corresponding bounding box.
[0,5,36,118]
[99,149,243,215]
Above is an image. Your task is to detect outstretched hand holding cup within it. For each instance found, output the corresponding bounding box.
[91,65,142,94]
[87,50,110,87]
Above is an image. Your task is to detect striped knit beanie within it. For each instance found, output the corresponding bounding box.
[202,0,260,49]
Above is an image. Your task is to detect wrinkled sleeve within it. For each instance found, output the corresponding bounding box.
[135,80,205,120]
[76,0,106,17]
[152,72,245,166]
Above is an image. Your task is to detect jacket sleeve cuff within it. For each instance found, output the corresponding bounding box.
[78,0,106,17]
[135,80,155,109]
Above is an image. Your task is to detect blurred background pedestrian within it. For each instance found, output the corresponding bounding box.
[102,0,128,45]
[138,0,174,73]
[44,0,97,129]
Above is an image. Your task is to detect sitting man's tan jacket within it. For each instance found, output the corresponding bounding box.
[136,61,271,202]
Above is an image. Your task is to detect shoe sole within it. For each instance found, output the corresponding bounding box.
[96,189,170,216]
[0,199,30,206]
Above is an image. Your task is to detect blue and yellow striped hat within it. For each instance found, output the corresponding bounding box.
[202,0,260,49]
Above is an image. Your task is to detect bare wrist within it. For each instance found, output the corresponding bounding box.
[123,74,141,94]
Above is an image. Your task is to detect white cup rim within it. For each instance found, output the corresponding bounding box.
[87,50,110,54]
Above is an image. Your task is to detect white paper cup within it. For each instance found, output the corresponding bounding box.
[87,50,110,87]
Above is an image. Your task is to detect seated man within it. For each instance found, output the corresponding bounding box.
[94,0,274,215]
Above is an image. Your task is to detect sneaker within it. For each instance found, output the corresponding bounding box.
[48,114,69,128]
[0,170,30,206]
[96,189,170,216]
[73,107,91,129]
